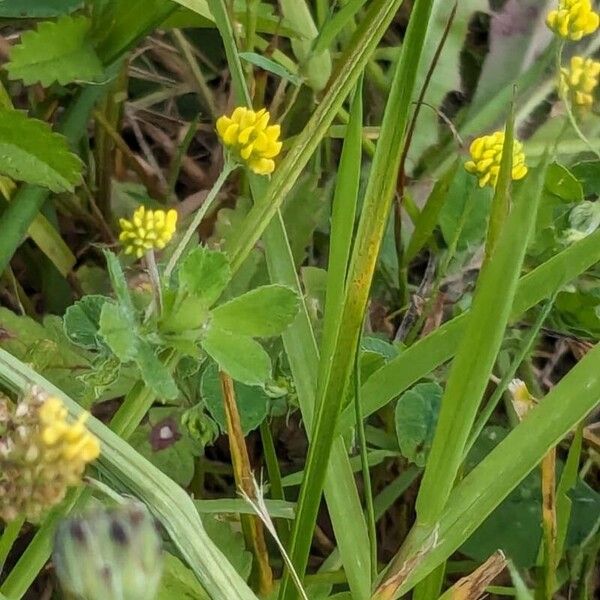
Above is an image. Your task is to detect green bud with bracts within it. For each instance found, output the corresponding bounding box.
[53,501,163,600]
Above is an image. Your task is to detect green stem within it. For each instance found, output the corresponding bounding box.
[354,337,377,582]
[260,420,291,545]
[556,42,600,160]
[0,517,24,573]
[165,163,235,279]
[145,249,163,313]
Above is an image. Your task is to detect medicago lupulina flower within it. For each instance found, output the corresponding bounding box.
[0,388,100,522]
[119,206,178,259]
[464,131,528,189]
[560,56,600,106]
[216,107,282,175]
[546,0,599,40]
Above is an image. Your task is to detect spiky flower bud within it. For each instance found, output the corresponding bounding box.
[216,107,282,175]
[53,502,164,600]
[0,388,100,522]
[119,206,178,259]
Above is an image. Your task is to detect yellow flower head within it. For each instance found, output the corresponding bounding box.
[119,206,178,259]
[464,131,528,189]
[560,55,600,106]
[216,107,282,176]
[546,0,599,40]
[0,389,100,522]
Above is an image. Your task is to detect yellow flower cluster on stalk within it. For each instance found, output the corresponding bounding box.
[0,388,100,522]
[464,131,528,189]
[546,0,599,40]
[119,206,178,259]
[216,107,282,175]
[560,56,600,106]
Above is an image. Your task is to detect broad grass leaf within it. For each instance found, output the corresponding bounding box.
[0,108,83,192]
[200,328,271,386]
[210,285,299,337]
[179,246,231,306]
[200,362,270,434]
[7,15,103,86]
[63,295,110,350]
[395,382,442,467]
[0,0,82,17]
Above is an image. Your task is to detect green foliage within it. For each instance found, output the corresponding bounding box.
[157,554,210,600]
[63,295,110,350]
[201,363,270,434]
[395,382,442,468]
[200,328,271,386]
[238,52,301,85]
[178,246,231,306]
[6,16,103,86]
[0,108,83,192]
[210,285,299,337]
[0,0,82,17]
[130,407,201,486]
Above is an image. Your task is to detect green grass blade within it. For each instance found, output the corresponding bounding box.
[415,159,547,525]
[224,0,406,275]
[263,215,373,599]
[341,227,600,434]
[375,340,600,598]
[0,349,259,600]
[319,78,363,391]
[205,4,372,595]
[280,2,435,597]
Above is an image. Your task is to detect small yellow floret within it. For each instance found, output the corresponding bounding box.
[560,56,600,106]
[38,398,100,464]
[546,0,599,40]
[464,131,528,189]
[119,206,178,259]
[216,107,282,175]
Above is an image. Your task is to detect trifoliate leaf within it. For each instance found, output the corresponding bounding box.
[0,0,83,18]
[179,246,231,307]
[63,295,110,350]
[395,382,442,467]
[0,108,83,192]
[98,302,137,362]
[210,285,299,337]
[7,15,103,86]
[201,328,271,386]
